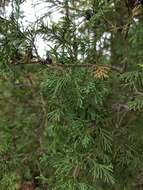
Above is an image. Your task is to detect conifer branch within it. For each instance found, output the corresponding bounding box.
[12,59,124,73]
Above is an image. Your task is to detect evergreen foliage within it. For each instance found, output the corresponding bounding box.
[0,0,143,189]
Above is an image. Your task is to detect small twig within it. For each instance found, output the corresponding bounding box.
[27,29,41,60]
[134,91,143,96]
[13,59,125,73]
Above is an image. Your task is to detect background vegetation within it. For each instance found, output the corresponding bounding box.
[0,0,143,189]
